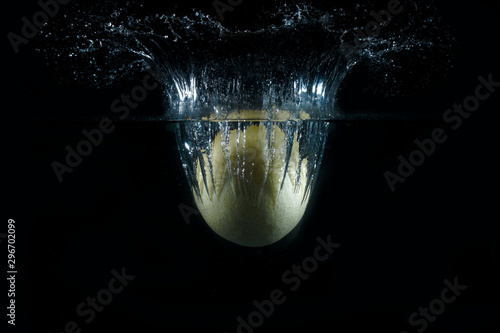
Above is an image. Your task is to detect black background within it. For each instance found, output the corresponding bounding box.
[3,0,500,333]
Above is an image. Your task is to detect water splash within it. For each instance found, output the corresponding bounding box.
[35,1,459,246]
[36,0,458,120]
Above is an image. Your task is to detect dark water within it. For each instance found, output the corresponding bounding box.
[13,1,499,332]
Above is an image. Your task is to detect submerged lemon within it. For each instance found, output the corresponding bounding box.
[194,119,310,247]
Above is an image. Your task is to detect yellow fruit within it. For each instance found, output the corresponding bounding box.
[194,120,310,247]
